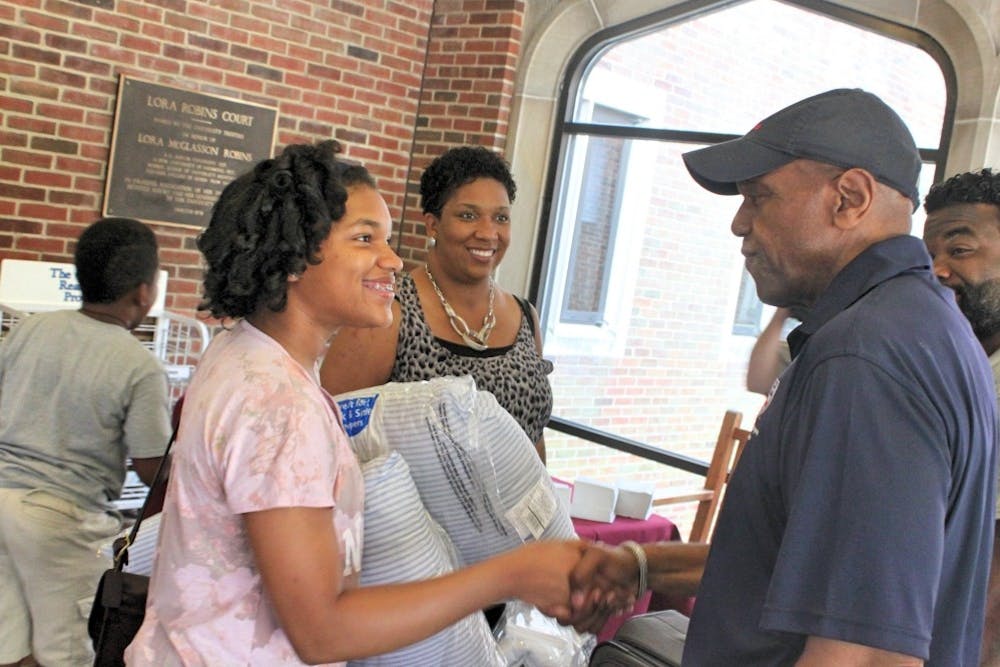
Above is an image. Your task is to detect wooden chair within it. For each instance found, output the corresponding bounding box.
[653,410,751,543]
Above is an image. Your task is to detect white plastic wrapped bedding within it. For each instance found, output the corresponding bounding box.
[334,376,577,567]
[348,451,502,666]
[336,377,592,666]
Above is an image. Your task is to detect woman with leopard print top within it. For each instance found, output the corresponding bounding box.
[321,146,553,462]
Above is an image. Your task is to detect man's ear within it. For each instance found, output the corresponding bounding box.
[832,168,875,230]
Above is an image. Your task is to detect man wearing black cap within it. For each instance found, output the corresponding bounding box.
[566,89,997,665]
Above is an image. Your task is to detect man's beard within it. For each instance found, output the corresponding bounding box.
[955,278,1000,341]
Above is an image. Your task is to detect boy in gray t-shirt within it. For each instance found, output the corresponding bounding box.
[0,217,171,667]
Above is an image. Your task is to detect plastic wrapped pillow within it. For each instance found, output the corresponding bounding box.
[334,377,577,568]
[494,600,596,667]
[349,451,503,667]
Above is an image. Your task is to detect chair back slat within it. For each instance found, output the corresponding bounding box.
[655,410,750,543]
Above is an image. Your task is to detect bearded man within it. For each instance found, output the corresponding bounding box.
[923,168,1000,666]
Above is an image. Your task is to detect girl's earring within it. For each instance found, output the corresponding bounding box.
[428,236,436,248]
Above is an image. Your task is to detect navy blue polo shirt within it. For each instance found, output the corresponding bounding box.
[684,235,997,666]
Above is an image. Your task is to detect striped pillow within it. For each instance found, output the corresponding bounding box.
[334,376,577,567]
[350,451,502,666]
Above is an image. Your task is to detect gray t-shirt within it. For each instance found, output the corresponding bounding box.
[0,309,170,510]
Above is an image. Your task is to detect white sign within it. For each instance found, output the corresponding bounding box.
[0,259,168,314]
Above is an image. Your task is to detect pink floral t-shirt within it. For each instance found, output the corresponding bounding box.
[125,320,364,666]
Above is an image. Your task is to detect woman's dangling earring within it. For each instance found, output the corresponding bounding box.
[428,236,436,248]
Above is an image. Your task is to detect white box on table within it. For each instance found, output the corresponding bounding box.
[614,480,655,520]
[569,477,618,523]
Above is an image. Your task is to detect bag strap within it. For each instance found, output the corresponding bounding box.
[112,424,178,572]
[515,296,536,337]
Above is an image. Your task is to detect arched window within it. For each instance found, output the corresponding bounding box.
[536,0,953,477]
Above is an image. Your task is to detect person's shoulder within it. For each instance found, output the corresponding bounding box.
[208,320,288,369]
[492,288,535,332]
[193,327,330,421]
[820,276,988,385]
[223,322,327,390]
[835,273,957,338]
[14,308,72,331]
[801,276,964,373]
[8,310,109,346]
[509,291,533,316]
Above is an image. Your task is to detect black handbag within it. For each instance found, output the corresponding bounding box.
[88,426,177,667]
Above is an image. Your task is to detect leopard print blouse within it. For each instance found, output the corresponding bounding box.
[390,273,554,444]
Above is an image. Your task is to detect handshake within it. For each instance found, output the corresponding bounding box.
[504,539,707,633]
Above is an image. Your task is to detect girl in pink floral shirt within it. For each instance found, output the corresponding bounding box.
[125,141,583,666]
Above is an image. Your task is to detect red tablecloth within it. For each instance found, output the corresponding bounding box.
[573,513,680,545]
[572,513,693,642]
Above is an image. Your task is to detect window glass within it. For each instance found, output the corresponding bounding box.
[575,0,946,148]
[541,0,949,485]
[560,108,636,325]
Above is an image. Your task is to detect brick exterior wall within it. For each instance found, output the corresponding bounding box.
[0,0,524,313]
[399,0,524,266]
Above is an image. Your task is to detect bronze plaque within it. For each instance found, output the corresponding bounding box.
[103,75,278,229]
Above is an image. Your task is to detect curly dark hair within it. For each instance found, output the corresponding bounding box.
[419,145,516,217]
[924,168,1000,213]
[197,140,376,319]
[75,217,158,303]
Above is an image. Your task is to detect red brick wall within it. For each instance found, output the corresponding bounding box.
[399,0,524,266]
[0,0,523,313]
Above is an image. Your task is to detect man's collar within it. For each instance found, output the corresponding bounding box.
[787,235,931,359]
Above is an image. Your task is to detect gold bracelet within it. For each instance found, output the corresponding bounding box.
[621,540,648,598]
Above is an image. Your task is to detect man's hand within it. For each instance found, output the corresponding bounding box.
[561,542,639,633]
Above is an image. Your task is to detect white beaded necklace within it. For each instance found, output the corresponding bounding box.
[424,265,496,351]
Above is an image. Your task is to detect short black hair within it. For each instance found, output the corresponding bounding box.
[75,217,159,303]
[197,140,376,320]
[924,168,1000,213]
[419,145,516,217]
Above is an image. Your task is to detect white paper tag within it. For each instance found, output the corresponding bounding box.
[505,475,558,540]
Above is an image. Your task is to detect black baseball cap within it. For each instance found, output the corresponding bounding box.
[682,88,921,209]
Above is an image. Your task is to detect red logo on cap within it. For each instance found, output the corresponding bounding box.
[751,121,763,132]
